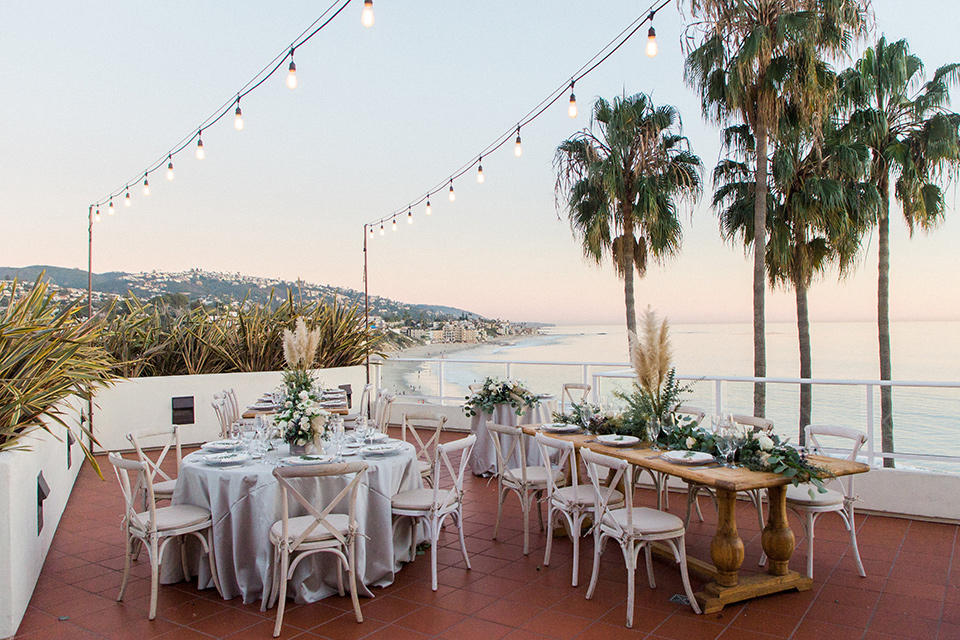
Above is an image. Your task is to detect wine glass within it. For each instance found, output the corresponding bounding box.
[240,420,256,451]
[716,431,734,467]
[662,413,675,447]
[581,404,594,430]
[649,418,662,451]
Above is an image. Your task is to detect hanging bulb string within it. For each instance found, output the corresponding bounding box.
[363,0,669,228]
[89,0,354,209]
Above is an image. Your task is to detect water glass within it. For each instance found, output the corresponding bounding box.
[265,438,283,465]
[649,418,661,451]
[581,404,594,430]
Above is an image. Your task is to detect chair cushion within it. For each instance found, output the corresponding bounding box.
[554,484,624,507]
[503,466,564,487]
[270,514,350,545]
[134,504,211,532]
[152,479,177,497]
[785,484,844,507]
[392,488,456,511]
[603,507,684,535]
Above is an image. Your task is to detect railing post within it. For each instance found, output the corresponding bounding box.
[866,383,875,467]
[714,379,723,417]
[582,364,589,387]
[438,360,445,406]
[592,373,601,407]
[506,362,513,380]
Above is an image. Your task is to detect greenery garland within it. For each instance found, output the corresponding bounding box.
[464,377,544,417]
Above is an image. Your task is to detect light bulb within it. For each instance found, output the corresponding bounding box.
[108,199,115,215]
[361,0,374,27]
[392,217,397,231]
[368,225,374,238]
[196,136,204,160]
[477,161,484,183]
[286,54,297,89]
[124,190,131,207]
[514,127,523,157]
[407,207,413,224]
[234,102,244,131]
[380,223,384,236]
[166,157,175,181]
[646,26,658,57]
[425,198,431,215]
[448,180,456,202]
[568,84,578,118]
[143,176,150,196]
[95,208,101,222]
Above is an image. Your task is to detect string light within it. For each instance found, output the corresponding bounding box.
[380,223,385,235]
[568,82,578,118]
[391,216,397,231]
[124,189,131,207]
[407,206,413,224]
[646,12,658,57]
[514,126,523,157]
[448,179,456,202]
[234,98,244,131]
[94,208,101,222]
[368,225,374,238]
[361,0,374,27]
[425,197,431,215]
[286,50,298,89]
[477,157,485,183]
[196,131,205,160]
[142,175,150,196]
[108,199,115,215]
[166,155,175,181]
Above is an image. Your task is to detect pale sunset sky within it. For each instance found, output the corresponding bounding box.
[1,0,957,325]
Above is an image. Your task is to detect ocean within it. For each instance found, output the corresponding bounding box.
[380,321,960,473]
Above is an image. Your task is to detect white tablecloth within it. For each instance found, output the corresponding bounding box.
[470,398,558,476]
[165,442,422,604]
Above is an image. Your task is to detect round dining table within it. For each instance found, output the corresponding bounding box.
[470,397,558,476]
[164,441,423,605]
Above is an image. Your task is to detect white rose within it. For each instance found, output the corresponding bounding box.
[298,390,309,401]
[285,401,292,408]
[758,434,774,451]
[686,436,696,449]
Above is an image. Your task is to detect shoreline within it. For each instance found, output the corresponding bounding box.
[391,336,519,361]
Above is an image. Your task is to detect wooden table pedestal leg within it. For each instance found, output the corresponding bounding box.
[710,488,744,587]
[762,485,794,576]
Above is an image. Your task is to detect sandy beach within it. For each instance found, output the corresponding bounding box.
[389,336,519,360]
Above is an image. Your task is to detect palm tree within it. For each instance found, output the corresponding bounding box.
[838,37,960,467]
[683,0,870,416]
[714,109,877,441]
[554,94,702,341]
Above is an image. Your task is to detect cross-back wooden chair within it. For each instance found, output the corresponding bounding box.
[392,434,476,590]
[264,461,369,636]
[401,411,448,486]
[127,425,183,504]
[108,452,220,621]
[561,383,591,413]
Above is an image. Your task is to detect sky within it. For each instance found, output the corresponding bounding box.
[2,0,958,326]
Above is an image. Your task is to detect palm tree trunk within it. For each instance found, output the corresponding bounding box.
[622,207,638,340]
[878,177,894,468]
[753,122,768,417]
[796,280,811,446]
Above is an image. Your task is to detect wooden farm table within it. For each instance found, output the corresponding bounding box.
[519,425,869,613]
[241,404,349,419]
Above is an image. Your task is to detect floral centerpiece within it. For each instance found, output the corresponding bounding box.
[274,317,330,453]
[463,377,545,417]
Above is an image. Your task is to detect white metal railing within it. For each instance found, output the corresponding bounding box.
[373,356,960,469]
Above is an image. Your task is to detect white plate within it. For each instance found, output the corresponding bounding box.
[595,434,640,447]
[283,454,336,465]
[540,423,581,433]
[349,432,388,444]
[201,439,243,452]
[360,442,402,457]
[203,451,250,466]
[660,450,715,465]
[249,402,276,410]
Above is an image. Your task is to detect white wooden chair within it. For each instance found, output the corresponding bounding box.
[786,424,867,579]
[108,453,221,621]
[127,425,183,504]
[467,383,484,394]
[535,432,623,587]
[264,461,368,636]
[488,422,563,555]
[372,391,396,433]
[581,448,701,627]
[560,382,591,414]
[401,411,448,487]
[392,434,476,590]
[343,383,374,427]
[223,388,240,424]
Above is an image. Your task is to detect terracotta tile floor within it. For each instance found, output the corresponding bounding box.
[15,433,960,640]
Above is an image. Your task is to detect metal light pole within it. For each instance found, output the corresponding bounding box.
[363,224,370,383]
[86,205,95,440]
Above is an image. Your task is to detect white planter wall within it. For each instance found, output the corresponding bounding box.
[91,366,368,452]
[0,397,86,639]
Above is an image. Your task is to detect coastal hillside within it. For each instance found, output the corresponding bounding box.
[0,265,482,321]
